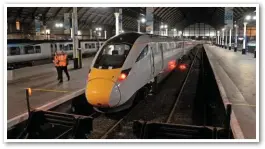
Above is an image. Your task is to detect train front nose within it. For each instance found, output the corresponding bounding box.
[85,78,121,107]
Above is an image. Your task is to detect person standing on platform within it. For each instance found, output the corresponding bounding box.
[58,51,70,83]
[53,51,60,80]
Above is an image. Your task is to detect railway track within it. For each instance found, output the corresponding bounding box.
[97,46,201,139]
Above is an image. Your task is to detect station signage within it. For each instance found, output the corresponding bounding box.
[146,7,154,34]
[35,16,41,35]
[64,13,71,34]
[224,7,233,28]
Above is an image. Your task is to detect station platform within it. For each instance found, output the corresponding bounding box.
[203,44,256,139]
[7,57,94,128]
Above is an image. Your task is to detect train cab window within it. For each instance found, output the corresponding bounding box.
[91,43,95,48]
[24,46,35,54]
[94,44,131,69]
[136,46,148,62]
[35,46,41,53]
[10,47,21,55]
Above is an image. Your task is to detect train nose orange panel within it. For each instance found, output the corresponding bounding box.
[86,78,121,107]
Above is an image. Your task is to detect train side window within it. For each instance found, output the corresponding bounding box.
[35,46,41,53]
[85,43,88,49]
[164,43,169,50]
[10,47,21,55]
[136,46,149,62]
[88,44,92,49]
[24,46,35,54]
[69,44,73,50]
[96,42,100,49]
[92,43,95,48]
[54,44,57,50]
[171,42,175,49]
[50,44,53,50]
[59,44,63,50]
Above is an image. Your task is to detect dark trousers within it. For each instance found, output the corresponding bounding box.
[55,66,60,80]
[58,66,70,82]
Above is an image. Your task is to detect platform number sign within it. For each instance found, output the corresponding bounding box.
[224,7,233,28]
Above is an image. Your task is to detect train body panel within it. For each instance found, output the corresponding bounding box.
[7,40,106,68]
[85,32,198,112]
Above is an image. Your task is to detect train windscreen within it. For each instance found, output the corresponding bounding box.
[94,44,131,69]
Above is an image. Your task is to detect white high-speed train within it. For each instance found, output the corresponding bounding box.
[7,39,105,69]
[85,32,198,113]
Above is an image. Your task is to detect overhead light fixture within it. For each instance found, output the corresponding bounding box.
[253,16,256,20]
[55,23,63,28]
[160,25,164,29]
[45,29,50,34]
[234,24,237,27]
[164,25,168,28]
[222,28,225,31]
[245,15,251,20]
[141,18,146,23]
[78,30,82,35]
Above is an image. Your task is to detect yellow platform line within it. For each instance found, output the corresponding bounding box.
[24,88,69,93]
[232,103,256,107]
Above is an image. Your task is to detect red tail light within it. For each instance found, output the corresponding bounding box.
[118,73,127,81]
[118,68,131,81]
[179,64,187,70]
[168,60,177,70]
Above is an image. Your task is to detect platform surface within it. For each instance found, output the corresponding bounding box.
[204,44,256,139]
[7,57,94,128]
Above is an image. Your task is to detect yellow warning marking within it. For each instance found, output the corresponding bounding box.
[24,88,69,93]
[232,103,256,107]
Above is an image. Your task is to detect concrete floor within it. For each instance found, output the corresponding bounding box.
[204,44,256,139]
[7,57,94,123]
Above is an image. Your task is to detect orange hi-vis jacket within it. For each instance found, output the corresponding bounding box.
[53,55,59,67]
[58,54,68,67]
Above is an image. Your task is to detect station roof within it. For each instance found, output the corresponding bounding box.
[7,7,256,31]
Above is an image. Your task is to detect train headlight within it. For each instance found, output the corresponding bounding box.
[118,73,127,81]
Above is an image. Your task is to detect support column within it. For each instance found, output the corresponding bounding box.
[165,28,168,36]
[217,31,220,46]
[225,29,228,49]
[222,30,225,48]
[234,26,238,52]
[104,30,107,39]
[72,7,79,69]
[43,25,47,40]
[242,22,247,54]
[229,28,232,50]
[90,29,92,39]
[137,20,140,32]
[114,12,119,36]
